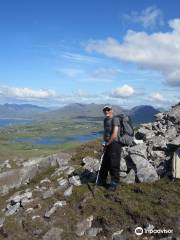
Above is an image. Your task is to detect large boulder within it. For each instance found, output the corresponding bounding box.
[120,169,135,184]
[166,126,177,141]
[82,157,100,172]
[168,135,180,149]
[135,127,155,141]
[149,136,167,150]
[120,158,128,172]
[128,144,158,182]
[167,102,180,124]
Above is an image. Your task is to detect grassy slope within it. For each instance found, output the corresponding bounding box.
[0,140,179,239]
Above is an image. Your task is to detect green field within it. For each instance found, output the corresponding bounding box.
[0,118,102,162]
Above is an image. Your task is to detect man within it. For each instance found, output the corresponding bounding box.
[98,105,121,191]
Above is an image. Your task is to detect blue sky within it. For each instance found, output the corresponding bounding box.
[0,0,180,108]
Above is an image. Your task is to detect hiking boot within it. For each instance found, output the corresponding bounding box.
[107,181,120,192]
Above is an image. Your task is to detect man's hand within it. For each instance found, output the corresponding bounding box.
[101,141,107,153]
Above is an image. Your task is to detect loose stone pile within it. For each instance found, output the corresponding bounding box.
[120,102,180,183]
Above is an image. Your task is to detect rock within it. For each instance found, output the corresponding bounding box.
[75,215,93,237]
[0,218,5,228]
[168,135,180,149]
[135,127,155,141]
[132,156,158,182]
[32,215,41,220]
[64,166,75,176]
[149,136,167,150]
[8,191,32,204]
[156,164,167,177]
[141,123,153,130]
[133,138,144,145]
[166,126,177,140]
[42,189,55,199]
[149,150,166,166]
[121,147,129,159]
[155,112,165,121]
[54,152,72,167]
[112,230,127,240]
[0,153,72,195]
[86,227,102,237]
[51,168,62,178]
[44,201,66,218]
[129,151,158,182]
[40,178,51,184]
[0,169,26,195]
[25,208,34,214]
[120,169,135,184]
[1,160,12,170]
[120,158,127,172]
[57,178,69,189]
[64,185,73,197]
[82,157,100,172]
[69,175,81,186]
[42,227,63,240]
[168,103,180,124]
[128,144,147,159]
[119,172,127,177]
[5,202,20,216]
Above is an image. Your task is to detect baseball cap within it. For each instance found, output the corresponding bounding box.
[102,105,112,111]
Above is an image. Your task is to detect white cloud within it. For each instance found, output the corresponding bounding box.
[0,86,56,99]
[85,18,180,86]
[150,92,165,102]
[61,51,100,63]
[123,5,164,28]
[58,68,84,77]
[110,85,135,98]
[89,68,120,79]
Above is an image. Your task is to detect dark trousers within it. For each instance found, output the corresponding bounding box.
[99,141,121,183]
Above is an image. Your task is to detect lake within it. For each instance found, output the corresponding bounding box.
[15,132,102,145]
[0,119,32,127]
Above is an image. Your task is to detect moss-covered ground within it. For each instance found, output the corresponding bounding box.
[0,140,179,239]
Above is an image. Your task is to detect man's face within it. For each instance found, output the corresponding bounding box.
[103,108,113,118]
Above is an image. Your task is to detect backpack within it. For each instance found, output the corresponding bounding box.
[115,114,134,146]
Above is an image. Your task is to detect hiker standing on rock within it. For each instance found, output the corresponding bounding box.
[98,105,121,191]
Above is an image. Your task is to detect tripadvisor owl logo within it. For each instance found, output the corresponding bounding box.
[135,227,143,236]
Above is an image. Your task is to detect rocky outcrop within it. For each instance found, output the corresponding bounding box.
[0,153,72,195]
[119,103,180,183]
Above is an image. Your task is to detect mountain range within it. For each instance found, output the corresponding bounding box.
[0,103,160,124]
[0,104,49,119]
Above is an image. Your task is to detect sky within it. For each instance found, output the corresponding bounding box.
[0,0,180,109]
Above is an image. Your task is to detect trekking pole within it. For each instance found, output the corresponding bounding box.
[87,151,104,199]
[95,152,104,185]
